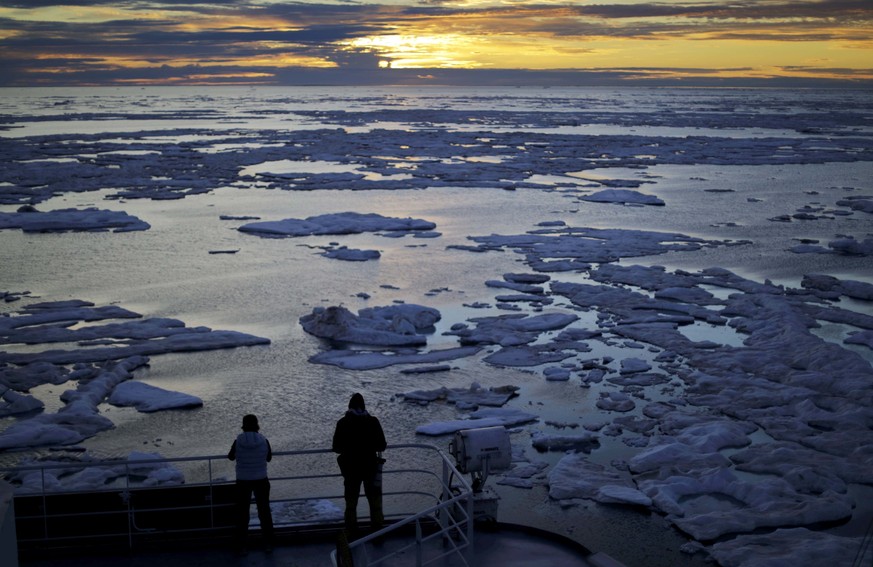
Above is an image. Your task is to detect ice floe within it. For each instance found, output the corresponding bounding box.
[397,383,518,409]
[320,245,381,261]
[6,451,185,493]
[239,211,435,238]
[300,304,440,346]
[108,381,203,413]
[708,527,873,567]
[0,207,150,233]
[415,407,538,436]
[637,467,853,541]
[579,189,665,206]
[0,298,269,450]
[548,453,651,506]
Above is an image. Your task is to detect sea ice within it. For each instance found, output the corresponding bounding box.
[309,346,481,370]
[460,226,747,266]
[320,246,381,261]
[596,391,635,412]
[0,388,44,417]
[637,467,854,541]
[0,299,270,450]
[268,499,344,525]
[0,207,150,233]
[397,383,518,408]
[0,356,148,450]
[7,451,185,493]
[299,304,440,346]
[531,431,599,453]
[579,189,665,206]
[239,211,436,237]
[548,453,650,506]
[415,408,538,436]
[108,381,203,413]
[707,527,873,567]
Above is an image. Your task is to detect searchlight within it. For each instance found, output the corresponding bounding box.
[449,426,511,522]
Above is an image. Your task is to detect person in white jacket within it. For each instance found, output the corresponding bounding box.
[228,414,274,551]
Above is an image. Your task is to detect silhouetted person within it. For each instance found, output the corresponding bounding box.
[332,393,387,536]
[228,414,274,551]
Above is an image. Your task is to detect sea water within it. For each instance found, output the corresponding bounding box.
[1,86,872,566]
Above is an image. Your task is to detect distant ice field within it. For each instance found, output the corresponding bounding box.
[1,86,872,567]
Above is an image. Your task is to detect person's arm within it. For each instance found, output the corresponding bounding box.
[228,439,237,461]
[266,438,273,462]
[374,418,387,452]
[331,421,343,454]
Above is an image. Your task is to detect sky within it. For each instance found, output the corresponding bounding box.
[1,0,871,88]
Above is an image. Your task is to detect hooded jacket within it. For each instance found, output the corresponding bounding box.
[332,409,387,473]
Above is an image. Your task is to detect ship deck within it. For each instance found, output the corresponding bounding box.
[17,522,615,567]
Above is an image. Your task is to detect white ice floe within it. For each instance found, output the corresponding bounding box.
[543,366,571,381]
[0,299,270,450]
[415,407,538,436]
[108,381,203,413]
[637,467,853,541]
[0,207,150,233]
[0,388,44,417]
[836,195,873,214]
[7,451,184,493]
[0,299,270,366]
[707,527,873,567]
[268,499,344,525]
[789,235,873,256]
[239,211,435,237]
[579,189,665,206]
[619,357,651,374]
[846,330,873,349]
[321,245,381,261]
[458,226,747,266]
[497,460,549,489]
[548,453,651,506]
[309,346,482,370]
[0,356,148,450]
[530,430,599,453]
[596,391,635,412]
[802,273,873,301]
[300,304,440,347]
[447,312,579,347]
[397,383,518,409]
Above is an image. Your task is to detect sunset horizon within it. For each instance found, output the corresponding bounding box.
[1,0,871,88]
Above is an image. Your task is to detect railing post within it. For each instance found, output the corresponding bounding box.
[40,468,47,543]
[208,458,214,529]
[440,459,449,535]
[465,489,474,565]
[125,461,132,550]
[415,518,423,567]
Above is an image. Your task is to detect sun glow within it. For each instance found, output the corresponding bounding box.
[342,34,484,69]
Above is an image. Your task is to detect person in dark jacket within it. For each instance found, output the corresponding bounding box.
[332,393,387,535]
[228,414,274,551]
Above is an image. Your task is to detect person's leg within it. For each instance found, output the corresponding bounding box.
[253,478,274,544]
[234,480,253,547]
[363,470,383,529]
[343,472,363,534]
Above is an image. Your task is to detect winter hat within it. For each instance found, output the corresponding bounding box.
[241,414,260,432]
[349,393,366,411]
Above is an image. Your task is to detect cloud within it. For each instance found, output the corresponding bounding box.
[0,0,871,86]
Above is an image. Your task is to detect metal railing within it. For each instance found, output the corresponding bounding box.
[333,454,475,567]
[1,443,475,565]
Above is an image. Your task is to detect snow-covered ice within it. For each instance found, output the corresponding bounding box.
[0,207,150,232]
[239,211,435,238]
[2,87,872,567]
[108,381,203,413]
